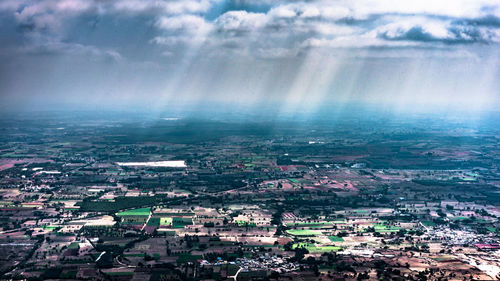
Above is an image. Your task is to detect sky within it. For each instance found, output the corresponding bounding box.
[0,0,499,114]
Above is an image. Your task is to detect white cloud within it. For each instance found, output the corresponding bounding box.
[21,40,122,61]
[375,16,500,43]
[215,11,267,32]
[301,35,418,49]
[206,1,500,56]
[256,47,297,58]
[2,0,499,60]
[13,0,93,32]
[313,23,358,36]
[113,0,216,15]
[156,15,211,33]
[376,18,452,39]
[269,5,297,18]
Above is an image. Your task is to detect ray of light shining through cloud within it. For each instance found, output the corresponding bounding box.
[0,0,498,116]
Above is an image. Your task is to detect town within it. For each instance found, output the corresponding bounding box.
[0,114,499,280]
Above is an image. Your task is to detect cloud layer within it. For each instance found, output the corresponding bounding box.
[0,0,499,112]
[1,0,499,58]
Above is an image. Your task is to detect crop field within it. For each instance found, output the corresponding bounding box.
[116,207,151,216]
[236,221,257,227]
[172,217,193,228]
[177,253,202,263]
[328,236,344,242]
[293,243,342,253]
[286,229,323,236]
[285,222,332,227]
[374,224,401,233]
[147,217,160,226]
[2,113,500,280]
[78,196,168,212]
[160,217,173,226]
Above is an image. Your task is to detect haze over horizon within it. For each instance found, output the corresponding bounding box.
[1,0,499,114]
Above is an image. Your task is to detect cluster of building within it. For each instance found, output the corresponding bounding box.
[0,117,499,280]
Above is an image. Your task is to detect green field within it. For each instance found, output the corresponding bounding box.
[77,195,169,212]
[451,216,468,221]
[147,217,160,226]
[120,221,143,225]
[328,236,344,242]
[431,255,457,262]
[157,230,176,236]
[116,207,151,216]
[286,222,332,227]
[160,217,173,226]
[374,224,401,233]
[177,253,202,263]
[159,212,195,216]
[172,217,192,228]
[43,225,61,231]
[236,220,256,227]
[286,229,322,236]
[421,221,436,227]
[68,242,80,250]
[293,243,342,253]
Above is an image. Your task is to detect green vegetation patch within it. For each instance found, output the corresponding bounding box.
[422,221,436,227]
[120,221,144,225]
[172,217,192,228]
[177,253,202,263]
[293,243,341,253]
[77,195,168,213]
[172,189,192,194]
[286,222,332,227]
[157,230,176,236]
[236,221,257,227]
[461,177,476,182]
[116,207,151,216]
[147,217,160,227]
[431,255,457,262]
[374,224,401,233]
[285,229,322,236]
[159,212,194,216]
[313,246,342,253]
[67,242,80,250]
[43,225,61,231]
[160,217,173,226]
[328,236,344,242]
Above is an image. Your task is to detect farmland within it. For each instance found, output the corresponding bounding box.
[0,114,499,280]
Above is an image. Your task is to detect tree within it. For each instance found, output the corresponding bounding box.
[292,246,309,262]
